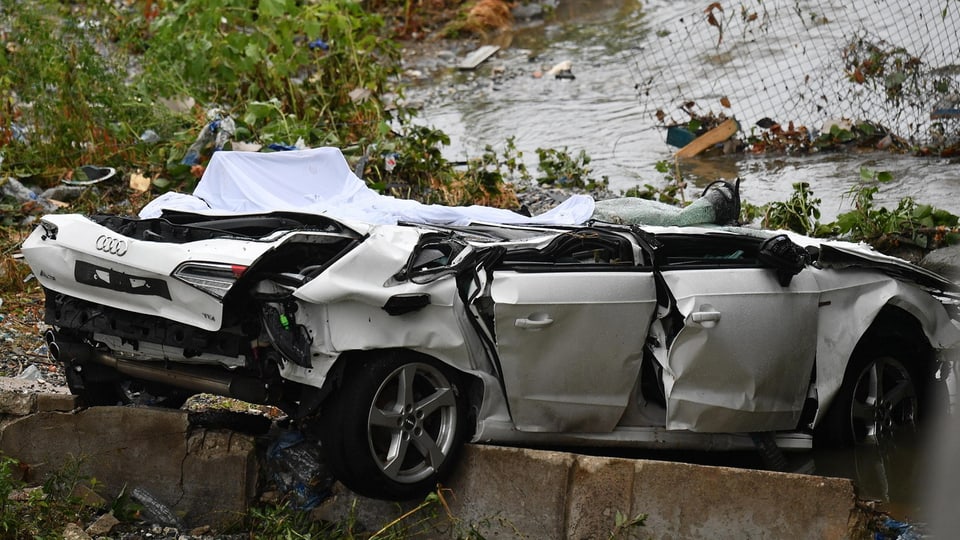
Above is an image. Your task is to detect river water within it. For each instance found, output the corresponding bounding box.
[405,0,960,519]
[408,0,960,223]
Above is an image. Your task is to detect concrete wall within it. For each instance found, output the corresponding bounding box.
[0,381,258,529]
[0,381,865,537]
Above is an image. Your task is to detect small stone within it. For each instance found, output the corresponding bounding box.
[63,522,92,540]
[85,512,120,537]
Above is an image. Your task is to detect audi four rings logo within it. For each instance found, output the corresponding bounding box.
[95,235,128,256]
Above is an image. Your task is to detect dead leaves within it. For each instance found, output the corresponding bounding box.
[704,2,724,46]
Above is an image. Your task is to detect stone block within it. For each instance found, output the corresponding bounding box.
[0,406,257,528]
[180,429,258,527]
[36,392,77,412]
[0,391,35,416]
[629,459,856,540]
[566,454,637,539]
[444,444,574,538]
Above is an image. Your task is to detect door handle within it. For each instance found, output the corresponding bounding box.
[515,314,554,330]
[691,309,721,328]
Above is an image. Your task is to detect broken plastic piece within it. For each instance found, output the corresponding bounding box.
[130,487,184,529]
[62,165,116,186]
[307,38,329,51]
[264,429,333,510]
[458,45,500,70]
[758,234,809,286]
[262,306,312,367]
[675,118,739,158]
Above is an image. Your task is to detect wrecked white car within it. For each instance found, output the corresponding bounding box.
[21,148,960,500]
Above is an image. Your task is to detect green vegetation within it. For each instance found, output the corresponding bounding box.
[0,454,103,540]
[752,167,960,255]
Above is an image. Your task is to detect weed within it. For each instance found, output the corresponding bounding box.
[834,166,960,251]
[608,509,647,539]
[761,181,823,236]
[535,147,608,190]
[0,453,104,540]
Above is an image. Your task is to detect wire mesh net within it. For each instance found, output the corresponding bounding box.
[633,0,960,148]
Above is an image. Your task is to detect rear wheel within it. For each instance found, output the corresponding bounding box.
[319,352,468,500]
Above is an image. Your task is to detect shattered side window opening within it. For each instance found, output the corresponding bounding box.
[657,233,763,269]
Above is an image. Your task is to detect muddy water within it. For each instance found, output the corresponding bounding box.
[406,0,960,517]
[408,0,960,222]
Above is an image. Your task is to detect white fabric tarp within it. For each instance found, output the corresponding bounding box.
[139,147,594,226]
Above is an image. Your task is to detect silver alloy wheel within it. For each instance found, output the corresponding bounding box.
[366,362,459,484]
[848,355,918,444]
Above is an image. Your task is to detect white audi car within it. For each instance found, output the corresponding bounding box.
[21,148,960,499]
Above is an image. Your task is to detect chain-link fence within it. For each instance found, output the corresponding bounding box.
[633,0,960,148]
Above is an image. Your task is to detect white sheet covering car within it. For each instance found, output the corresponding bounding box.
[21,148,960,499]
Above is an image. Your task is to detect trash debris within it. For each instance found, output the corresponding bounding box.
[874,516,923,540]
[40,185,86,202]
[307,38,329,51]
[675,117,739,158]
[458,44,500,70]
[1,177,59,213]
[181,110,236,165]
[263,429,333,510]
[547,60,575,79]
[139,129,161,144]
[61,165,116,186]
[130,487,185,530]
[129,171,152,192]
[15,364,41,381]
[384,152,398,172]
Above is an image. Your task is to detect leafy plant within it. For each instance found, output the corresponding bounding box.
[0,0,180,181]
[835,167,959,250]
[608,510,647,539]
[535,147,608,190]
[761,181,823,235]
[0,453,104,540]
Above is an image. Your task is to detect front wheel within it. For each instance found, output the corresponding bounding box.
[817,347,933,447]
[319,352,468,500]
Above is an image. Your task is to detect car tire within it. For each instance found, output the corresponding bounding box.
[817,344,934,448]
[319,352,468,500]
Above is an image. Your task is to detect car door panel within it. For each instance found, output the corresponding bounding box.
[490,270,658,432]
[660,268,820,432]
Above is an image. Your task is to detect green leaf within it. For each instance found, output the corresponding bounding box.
[859,167,874,181]
[258,0,288,18]
[876,171,893,183]
[244,42,262,61]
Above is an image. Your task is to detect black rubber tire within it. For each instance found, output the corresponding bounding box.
[318,352,468,500]
[816,343,936,448]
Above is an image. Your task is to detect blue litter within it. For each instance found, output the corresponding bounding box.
[308,38,329,51]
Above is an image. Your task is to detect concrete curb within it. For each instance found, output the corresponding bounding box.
[0,382,866,537]
[0,383,257,529]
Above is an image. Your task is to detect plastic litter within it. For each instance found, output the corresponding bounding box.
[264,429,333,510]
[140,129,161,144]
[15,364,41,381]
[130,487,185,529]
[1,177,59,213]
[182,110,236,165]
[40,185,86,202]
[874,517,923,540]
[61,165,116,187]
[308,38,329,51]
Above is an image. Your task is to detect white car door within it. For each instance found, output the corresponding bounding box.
[490,269,659,433]
[659,262,820,433]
